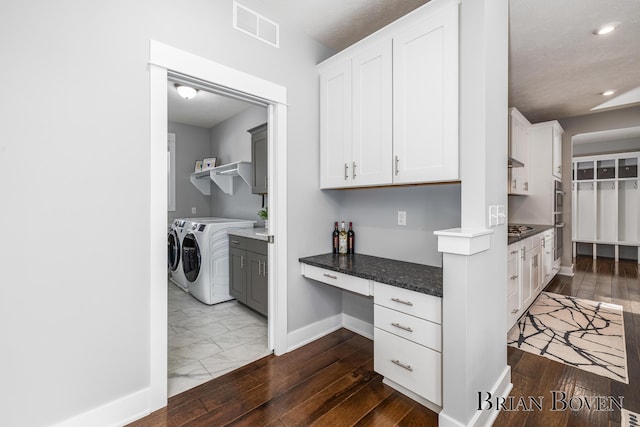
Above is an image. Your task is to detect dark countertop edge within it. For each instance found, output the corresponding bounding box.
[298,253,443,298]
[508,224,555,245]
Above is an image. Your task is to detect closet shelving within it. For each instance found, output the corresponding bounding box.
[572,152,639,262]
[190,161,252,196]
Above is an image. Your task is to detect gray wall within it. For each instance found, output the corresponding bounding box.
[0,1,335,425]
[168,122,212,221]
[209,105,268,224]
[558,105,640,267]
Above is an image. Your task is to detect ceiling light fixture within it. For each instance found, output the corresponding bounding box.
[593,22,620,36]
[175,84,198,100]
[602,90,616,96]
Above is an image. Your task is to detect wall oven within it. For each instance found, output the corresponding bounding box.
[553,180,564,261]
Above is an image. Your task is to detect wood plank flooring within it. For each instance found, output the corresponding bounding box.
[130,256,638,427]
[495,256,640,427]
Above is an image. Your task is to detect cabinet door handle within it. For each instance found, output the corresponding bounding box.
[391,297,413,306]
[511,309,519,314]
[352,162,357,179]
[391,322,413,332]
[510,275,518,280]
[262,260,267,276]
[323,273,338,280]
[391,359,413,372]
[344,163,349,180]
[241,256,245,269]
[524,182,529,191]
[395,156,399,176]
[258,260,262,275]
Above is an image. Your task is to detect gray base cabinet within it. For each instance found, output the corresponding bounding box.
[229,236,268,316]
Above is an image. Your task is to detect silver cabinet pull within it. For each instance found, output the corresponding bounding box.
[395,156,399,176]
[241,256,245,268]
[231,240,240,244]
[323,273,338,280]
[391,359,413,372]
[391,297,413,306]
[509,250,518,255]
[509,275,518,280]
[352,161,357,179]
[391,322,413,332]
[524,182,529,191]
[511,309,518,314]
[262,260,267,276]
[344,163,349,180]
[258,260,262,276]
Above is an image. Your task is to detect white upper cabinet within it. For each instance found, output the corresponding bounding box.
[552,123,563,179]
[319,58,352,188]
[509,107,531,195]
[392,6,458,184]
[319,0,459,189]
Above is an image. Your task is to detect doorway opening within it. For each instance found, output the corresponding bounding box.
[149,40,288,411]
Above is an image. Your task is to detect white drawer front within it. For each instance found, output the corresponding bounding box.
[302,264,372,296]
[374,328,441,405]
[374,282,441,323]
[374,305,441,352]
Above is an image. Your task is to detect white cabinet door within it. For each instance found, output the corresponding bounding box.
[320,59,352,188]
[507,244,522,331]
[552,125,563,179]
[509,108,530,195]
[392,5,458,184]
[352,40,393,187]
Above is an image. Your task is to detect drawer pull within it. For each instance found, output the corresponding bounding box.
[231,240,240,244]
[509,250,518,255]
[391,297,413,306]
[391,359,413,372]
[323,273,338,280]
[391,322,413,332]
[511,309,518,314]
[509,275,518,280]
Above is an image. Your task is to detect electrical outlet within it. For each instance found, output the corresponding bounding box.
[191,207,197,214]
[398,210,407,226]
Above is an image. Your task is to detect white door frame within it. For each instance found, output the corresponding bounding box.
[148,40,288,411]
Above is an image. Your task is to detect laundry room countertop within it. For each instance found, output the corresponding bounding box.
[228,227,269,241]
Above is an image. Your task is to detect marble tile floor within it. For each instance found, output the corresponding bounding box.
[167,281,269,397]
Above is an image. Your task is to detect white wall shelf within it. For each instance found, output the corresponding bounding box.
[572,151,640,263]
[190,161,253,195]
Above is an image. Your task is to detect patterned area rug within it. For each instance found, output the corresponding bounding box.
[508,291,628,383]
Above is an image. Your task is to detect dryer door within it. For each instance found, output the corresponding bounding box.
[182,233,201,282]
[168,230,180,271]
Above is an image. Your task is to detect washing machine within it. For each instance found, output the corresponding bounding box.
[182,218,254,304]
[168,219,190,291]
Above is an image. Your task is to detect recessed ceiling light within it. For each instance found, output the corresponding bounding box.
[602,90,616,96]
[593,22,620,36]
[175,84,198,100]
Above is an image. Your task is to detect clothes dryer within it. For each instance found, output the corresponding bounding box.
[182,218,254,304]
[168,219,190,291]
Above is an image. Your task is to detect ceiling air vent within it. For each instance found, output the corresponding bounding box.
[233,1,279,48]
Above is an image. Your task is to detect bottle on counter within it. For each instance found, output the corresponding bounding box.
[332,221,339,254]
[338,221,348,254]
[347,221,355,254]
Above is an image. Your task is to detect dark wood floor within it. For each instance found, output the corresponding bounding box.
[130,256,638,427]
[495,256,640,427]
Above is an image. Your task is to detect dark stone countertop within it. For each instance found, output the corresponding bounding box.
[299,253,442,298]
[508,223,554,245]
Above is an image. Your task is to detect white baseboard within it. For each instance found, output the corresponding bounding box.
[439,366,512,427]
[286,313,375,352]
[342,313,374,340]
[53,388,150,427]
[287,313,343,352]
[558,264,574,276]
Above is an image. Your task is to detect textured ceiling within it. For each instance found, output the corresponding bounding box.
[169,0,640,129]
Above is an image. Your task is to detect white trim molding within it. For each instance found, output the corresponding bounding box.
[434,228,494,255]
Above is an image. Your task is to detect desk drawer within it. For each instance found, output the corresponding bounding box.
[374,282,441,324]
[374,328,441,405]
[301,264,371,296]
[374,305,441,352]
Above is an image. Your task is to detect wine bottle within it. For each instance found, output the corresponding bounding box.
[338,221,347,254]
[347,222,355,254]
[332,221,339,254]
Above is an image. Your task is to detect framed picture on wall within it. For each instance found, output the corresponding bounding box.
[203,157,217,170]
[194,160,203,172]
